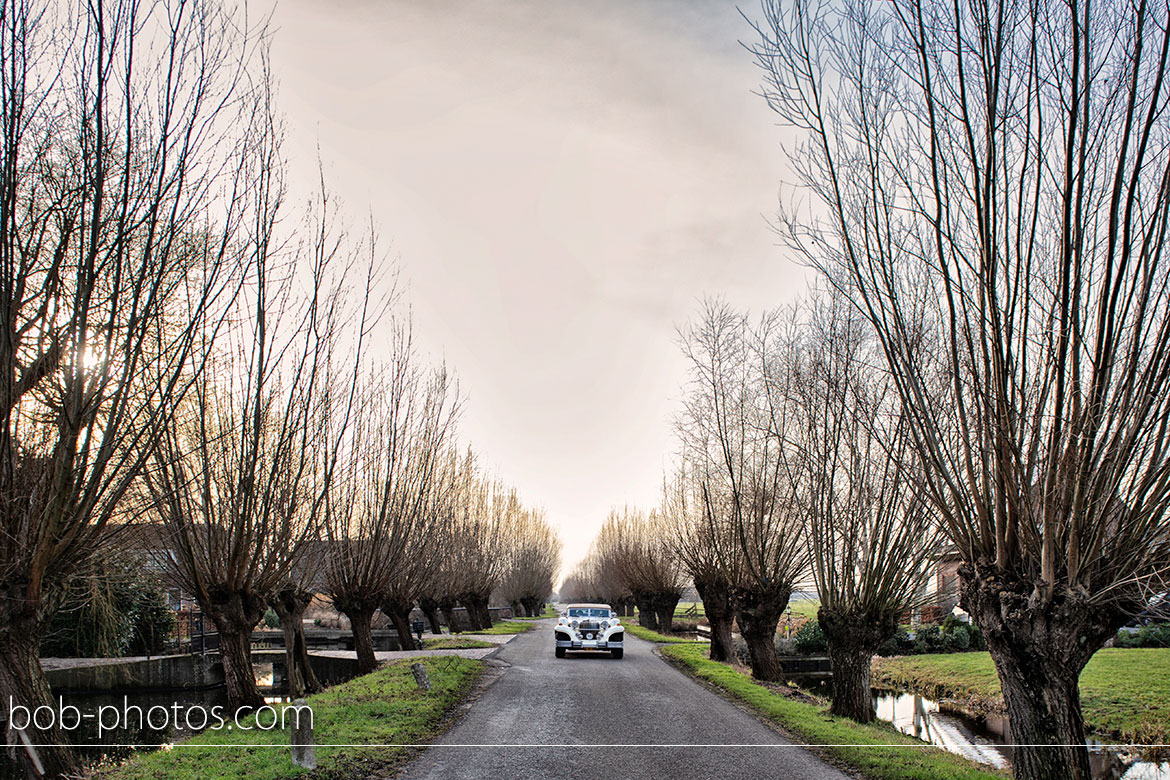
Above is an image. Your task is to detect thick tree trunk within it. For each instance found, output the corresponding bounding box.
[465,594,492,628]
[520,596,541,618]
[440,602,462,633]
[204,590,265,711]
[271,589,322,698]
[654,592,681,634]
[695,577,736,662]
[382,600,417,651]
[818,608,896,723]
[460,596,484,631]
[212,616,265,711]
[0,617,78,778]
[509,600,523,617]
[419,598,444,634]
[344,607,378,674]
[634,592,659,631]
[734,584,789,682]
[960,565,1124,780]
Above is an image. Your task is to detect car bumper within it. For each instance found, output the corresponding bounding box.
[556,631,623,651]
[557,640,621,650]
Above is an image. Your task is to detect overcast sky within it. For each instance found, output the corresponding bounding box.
[269,0,806,577]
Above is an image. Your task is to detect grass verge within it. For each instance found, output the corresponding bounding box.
[463,620,532,636]
[96,656,484,780]
[873,648,1170,745]
[661,644,1003,780]
[422,637,495,650]
[513,606,558,620]
[625,624,707,644]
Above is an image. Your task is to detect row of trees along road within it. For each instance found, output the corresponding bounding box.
[673,295,936,705]
[744,0,1170,778]
[560,507,689,632]
[0,2,561,777]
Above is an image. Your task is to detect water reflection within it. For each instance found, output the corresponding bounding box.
[872,689,1170,780]
[876,691,1010,769]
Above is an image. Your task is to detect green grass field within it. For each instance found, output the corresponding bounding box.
[873,648,1170,745]
[665,598,820,625]
[422,636,495,650]
[464,620,533,636]
[98,656,484,780]
[661,644,1002,780]
[787,598,820,620]
[624,624,708,644]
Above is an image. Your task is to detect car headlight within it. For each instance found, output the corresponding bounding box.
[600,620,610,630]
[570,620,579,629]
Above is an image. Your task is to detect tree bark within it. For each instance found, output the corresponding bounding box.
[734,585,789,682]
[634,592,659,631]
[961,565,1125,780]
[818,608,895,723]
[695,577,736,662]
[204,589,265,711]
[440,602,462,633]
[382,600,417,651]
[271,589,322,698]
[465,593,492,628]
[460,595,484,631]
[654,592,681,634]
[343,607,378,674]
[211,615,265,711]
[419,598,444,634]
[0,615,78,778]
[520,596,541,618]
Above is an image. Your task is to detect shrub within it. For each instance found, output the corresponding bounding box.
[1115,623,1170,648]
[967,622,986,650]
[877,628,913,657]
[126,578,177,656]
[793,619,828,654]
[948,624,971,650]
[41,558,175,658]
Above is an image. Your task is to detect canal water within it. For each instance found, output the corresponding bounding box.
[2,660,326,779]
[802,678,1170,780]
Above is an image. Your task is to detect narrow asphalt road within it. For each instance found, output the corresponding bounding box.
[398,619,850,780]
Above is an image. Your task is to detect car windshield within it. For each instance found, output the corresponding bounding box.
[567,608,611,618]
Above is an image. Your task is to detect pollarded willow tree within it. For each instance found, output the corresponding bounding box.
[145,174,382,710]
[754,0,1170,776]
[457,480,513,630]
[594,509,683,631]
[604,507,687,631]
[560,532,634,614]
[417,446,475,633]
[662,463,742,662]
[783,294,941,721]
[0,0,268,773]
[679,300,809,681]
[497,507,562,617]
[325,337,458,673]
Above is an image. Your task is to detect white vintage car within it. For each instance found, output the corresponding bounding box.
[554,603,624,659]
